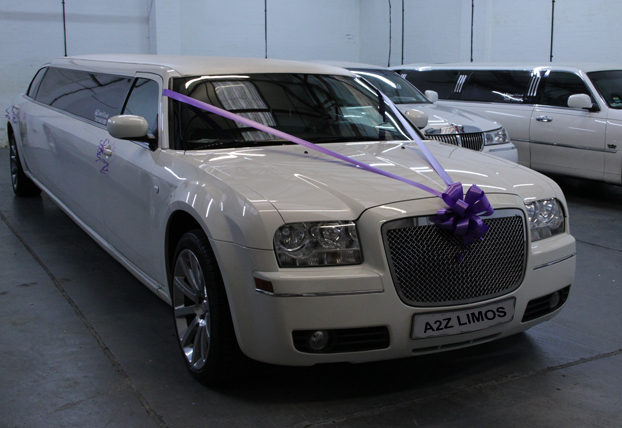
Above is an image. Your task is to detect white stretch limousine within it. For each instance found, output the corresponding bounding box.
[393,63,622,184]
[7,55,576,386]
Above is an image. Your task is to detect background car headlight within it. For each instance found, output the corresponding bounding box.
[484,127,510,145]
[274,221,362,267]
[525,198,565,241]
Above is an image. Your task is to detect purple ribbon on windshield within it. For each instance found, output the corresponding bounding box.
[163,88,493,245]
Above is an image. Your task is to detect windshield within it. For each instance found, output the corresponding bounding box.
[587,70,622,109]
[350,69,430,105]
[169,73,417,150]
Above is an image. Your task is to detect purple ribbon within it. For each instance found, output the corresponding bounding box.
[432,182,494,245]
[163,88,494,245]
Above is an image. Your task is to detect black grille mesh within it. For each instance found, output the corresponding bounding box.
[427,133,484,151]
[384,214,525,306]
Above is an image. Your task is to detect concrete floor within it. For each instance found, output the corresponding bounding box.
[1,147,621,428]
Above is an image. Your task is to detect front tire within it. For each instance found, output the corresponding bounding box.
[170,230,241,386]
[9,132,41,197]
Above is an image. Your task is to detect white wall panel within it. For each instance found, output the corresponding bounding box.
[472,0,553,62]
[179,0,359,61]
[179,0,265,57]
[359,1,392,66]
[553,0,622,63]
[401,0,469,65]
[150,0,181,54]
[65,1,150,56]
[268,0,360,62]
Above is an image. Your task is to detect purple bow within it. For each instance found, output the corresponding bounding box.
[432,182,494,246]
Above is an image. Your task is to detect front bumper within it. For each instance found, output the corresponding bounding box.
[213,197,576,366]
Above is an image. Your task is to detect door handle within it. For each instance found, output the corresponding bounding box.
[536,115,553,122]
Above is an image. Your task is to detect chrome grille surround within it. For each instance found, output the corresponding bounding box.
[427,132,485,151]
[382,209,526,307]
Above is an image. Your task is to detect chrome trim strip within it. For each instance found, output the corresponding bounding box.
[533,252,577,270]
[527,75,541,97]
[255,289,384,297]
[488,146,517,152]
[454,75,467,93]
[530,140,617,153]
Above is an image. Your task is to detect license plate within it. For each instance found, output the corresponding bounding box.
[411,298,515,339]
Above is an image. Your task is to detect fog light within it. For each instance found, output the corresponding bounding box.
[308,330,329,351]
[549,291,561,309]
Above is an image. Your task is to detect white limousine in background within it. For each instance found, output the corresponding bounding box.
[315,61,518,162]
[7,55,576,386]
[393,63,622,185]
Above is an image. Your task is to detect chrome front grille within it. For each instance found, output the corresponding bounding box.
[382,209,526,307]
[427,132,484,151]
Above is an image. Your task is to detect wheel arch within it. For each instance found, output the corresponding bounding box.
[165,209,207,287]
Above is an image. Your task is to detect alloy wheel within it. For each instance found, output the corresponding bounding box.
[172,249,211,370]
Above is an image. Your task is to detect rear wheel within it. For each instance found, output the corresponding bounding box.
[9,132,41,197]
[170,230,241,386]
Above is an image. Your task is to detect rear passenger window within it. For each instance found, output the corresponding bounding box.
[460,71,531,103]
[540,72,592,108]
[402,70,460,99]
[27,67,48,99]
[123,78,160,136]
[35,67,132,124]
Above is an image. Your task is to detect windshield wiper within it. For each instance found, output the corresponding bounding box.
[186,138,295,151]
[311,136,379,144]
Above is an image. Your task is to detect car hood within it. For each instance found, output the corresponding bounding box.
[397,103,502,133]
[183,140,553,223]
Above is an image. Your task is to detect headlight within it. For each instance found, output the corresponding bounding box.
[525,198,565,241]
[484,127,510,146]
[274,221,362,267]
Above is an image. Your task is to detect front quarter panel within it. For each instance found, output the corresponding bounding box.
[154,150,284,251]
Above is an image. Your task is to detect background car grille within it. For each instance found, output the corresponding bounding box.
[427,132,484,151]
[383,210,526,306]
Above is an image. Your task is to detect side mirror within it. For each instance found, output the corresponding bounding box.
[405,109,429,129]
[107,115,149,139]
[567,94,593,110]
[424,90,439,103]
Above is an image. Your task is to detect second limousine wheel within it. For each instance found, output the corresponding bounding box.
[9,132,41,197]
[171,230,241,386]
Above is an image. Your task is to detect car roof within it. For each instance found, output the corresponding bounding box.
[48,54,355,77]
[310,60,391,71]
[392,62,622,73]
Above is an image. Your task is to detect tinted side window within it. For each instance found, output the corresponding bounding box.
[123,78,160,136]
[35,67,132,123]
[540,71,592,108]
[401,70,460,99]
[27,67,48,99]
[460,71,531,103]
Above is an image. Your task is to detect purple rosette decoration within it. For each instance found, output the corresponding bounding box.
[5,106,20,124]
[432,182,494,246]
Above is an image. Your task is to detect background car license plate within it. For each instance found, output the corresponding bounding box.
[411,298,515,339]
